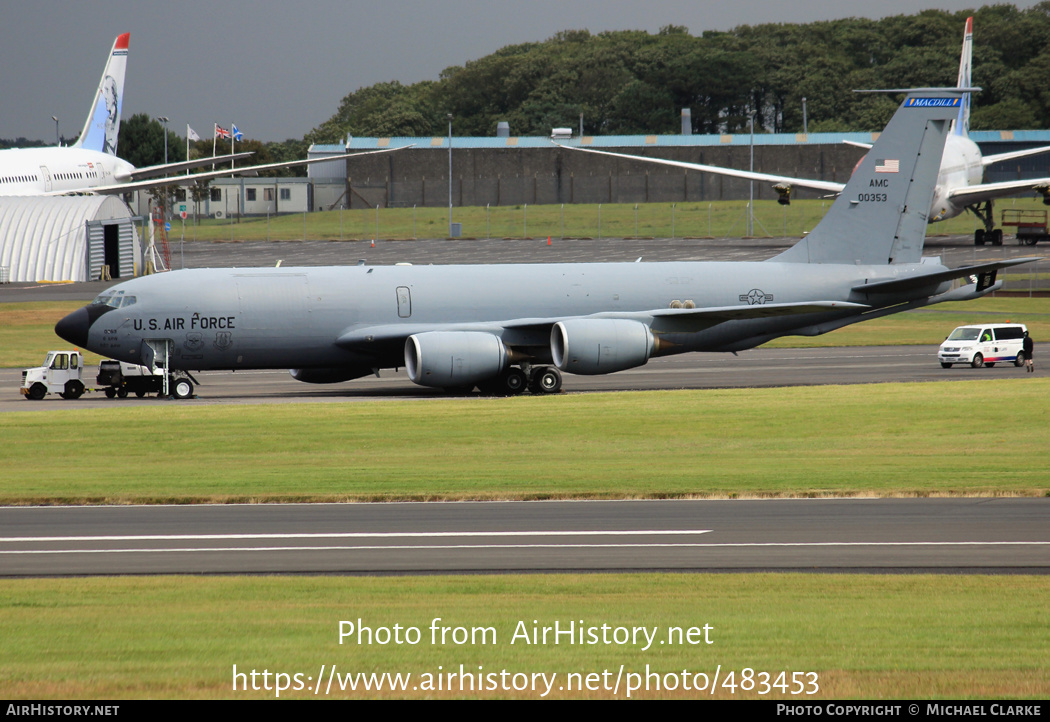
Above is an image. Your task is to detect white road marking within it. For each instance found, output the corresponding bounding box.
[0,529,713,543]
[0,540,1046,556]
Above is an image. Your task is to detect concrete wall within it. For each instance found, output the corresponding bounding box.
[345,144,867,209]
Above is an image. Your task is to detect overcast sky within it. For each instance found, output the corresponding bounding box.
[2,0,1030,143]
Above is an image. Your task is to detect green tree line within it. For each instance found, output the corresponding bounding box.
[307,3,1050,141]
[46,3,1049,170]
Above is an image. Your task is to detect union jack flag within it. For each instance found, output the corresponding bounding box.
[215,125,231,140]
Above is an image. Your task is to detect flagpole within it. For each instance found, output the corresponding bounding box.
[212,123,217,171]
[231,122,235,169]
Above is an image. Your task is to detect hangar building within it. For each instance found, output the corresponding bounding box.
[0,196,141,283]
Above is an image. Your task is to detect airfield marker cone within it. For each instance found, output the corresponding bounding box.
[547,236,552,246]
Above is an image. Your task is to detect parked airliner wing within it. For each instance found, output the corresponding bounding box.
[126,152,255,180]
[982,146,1050,166]
[555,143,845,194]
[947,178,1050,205]
[49,147,410,196]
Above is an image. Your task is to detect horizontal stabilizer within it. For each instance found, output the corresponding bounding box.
[852,257,1042,295]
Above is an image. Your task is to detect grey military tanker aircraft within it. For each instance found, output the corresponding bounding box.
[56,88,1039,399]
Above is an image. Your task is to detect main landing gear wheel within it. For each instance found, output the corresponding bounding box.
[501,368,527,395]
[478,368,527,396]
[971,353,984,369]
[171,378,194,399]
[529,366,563,394]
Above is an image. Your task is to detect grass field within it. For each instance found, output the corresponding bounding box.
[176,197,1050,242]
[3,380,1048,504]
[1,574,1046,699]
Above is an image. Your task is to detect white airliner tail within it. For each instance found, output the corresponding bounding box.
[73,33,129,156]
[952,17,973,137]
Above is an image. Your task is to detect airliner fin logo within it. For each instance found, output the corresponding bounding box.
[905,97,961,107]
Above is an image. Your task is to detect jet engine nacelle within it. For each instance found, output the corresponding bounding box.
[405,331,508,388]
[551,319,655,375]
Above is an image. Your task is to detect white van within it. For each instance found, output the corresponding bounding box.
[938,323,1028,368]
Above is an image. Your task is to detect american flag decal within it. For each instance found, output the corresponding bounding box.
[875,159,899,173]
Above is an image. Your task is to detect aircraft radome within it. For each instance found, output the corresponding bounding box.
[557,17,1050,246]
[56,88,1040,399]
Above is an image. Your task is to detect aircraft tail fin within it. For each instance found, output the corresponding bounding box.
[952,17,973,137]
[774,89,967,266]
[73,33,129,156]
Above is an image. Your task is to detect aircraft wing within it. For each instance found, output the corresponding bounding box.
[842,141,1050,168]
[51,147,410,196]
[126,152,255,180]
[335,300,867,352]
[853,258,1042,295]
[983,144,1050,166]
[946,178,1050,206]
[555,143,846,194]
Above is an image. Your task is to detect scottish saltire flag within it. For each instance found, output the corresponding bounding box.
[232,125,244,141]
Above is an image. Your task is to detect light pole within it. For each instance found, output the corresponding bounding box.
[802,97,808,134]
[748,114,755,237]
[51,116,59,146]
[447,113,453,235]
[157,116,169,164]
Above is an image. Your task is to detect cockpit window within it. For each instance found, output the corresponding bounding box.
[91,293,136,308]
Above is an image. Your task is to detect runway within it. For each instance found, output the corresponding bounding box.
[0,498,1046,576]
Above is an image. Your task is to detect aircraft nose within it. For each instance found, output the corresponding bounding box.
[55,307,92,347]
[56,305,115,348]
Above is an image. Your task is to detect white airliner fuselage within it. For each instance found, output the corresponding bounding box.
[0,146,135,195]
[929,133,984,221]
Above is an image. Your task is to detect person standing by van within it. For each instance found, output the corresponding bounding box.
[1023,331,1035,372]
